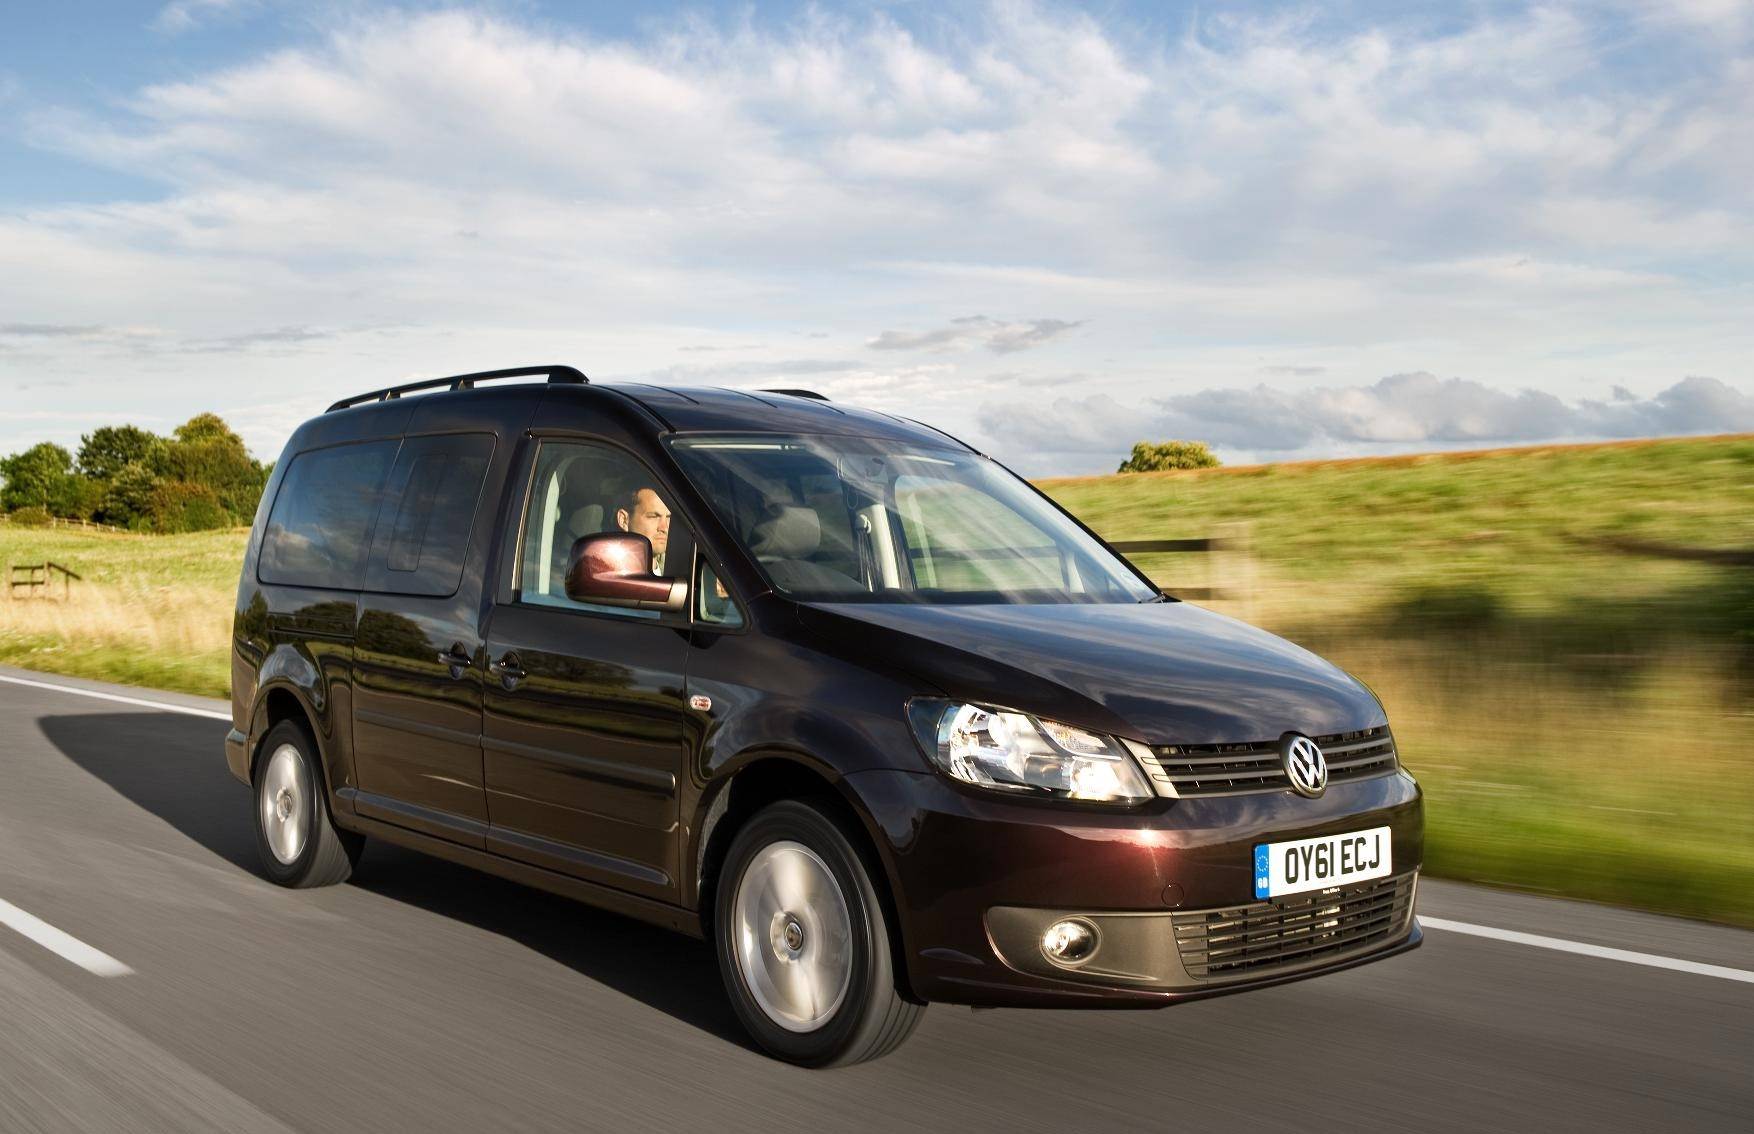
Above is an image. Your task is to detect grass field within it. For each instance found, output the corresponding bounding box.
[3,433,1750,924]
[0,524,242,697]
[1042,434,1754,926]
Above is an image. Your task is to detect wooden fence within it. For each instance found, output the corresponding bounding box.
[9,562,82,600]
[1110,523,1253,608]
[0,514,121,533]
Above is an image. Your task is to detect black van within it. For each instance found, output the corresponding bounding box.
[228,366,1423,1066]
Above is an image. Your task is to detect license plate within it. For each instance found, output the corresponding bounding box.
[1254,827,1392,900]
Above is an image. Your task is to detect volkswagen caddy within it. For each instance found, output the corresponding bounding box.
[228,365,1423,1066]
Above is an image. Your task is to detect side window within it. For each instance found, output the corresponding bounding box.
[696,559,743,628]
[515,440,690,619]
[365,433,495,597]
[259,440,398,589]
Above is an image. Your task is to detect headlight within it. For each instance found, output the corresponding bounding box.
[907,699,1153,805]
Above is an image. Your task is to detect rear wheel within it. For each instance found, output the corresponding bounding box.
[715,800,924,1066]
[253,720,362,888]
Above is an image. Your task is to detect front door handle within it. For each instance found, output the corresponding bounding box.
[489,652,526,690]
[437,644,471,680]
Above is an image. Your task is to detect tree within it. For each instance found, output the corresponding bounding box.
[4,412,268,530]
[150,414,269,523]
[145,479,230,533]
[102,462,161,529]
[0,442,75,512]
[1117,440,1221,473]
[77,425,162,480]
[171,412,236,446]
[57,474,105,521]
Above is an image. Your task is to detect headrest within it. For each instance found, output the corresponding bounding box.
[749,505,820,559]
[568,504,605,537]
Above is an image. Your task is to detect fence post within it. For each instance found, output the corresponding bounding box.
[1215,521,1255,622]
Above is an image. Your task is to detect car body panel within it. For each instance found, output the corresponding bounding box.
[798,600,1385,745]
[847,766,1423,1005]
[230,374,1426,1012]
[481,601,691,901]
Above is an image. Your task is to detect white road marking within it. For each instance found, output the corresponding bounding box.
[1421,917,1754,985]
[6,672,1751,991]
[0,897,133,977]
[0,673,230,721]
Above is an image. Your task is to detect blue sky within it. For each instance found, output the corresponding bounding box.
[2,0,1750,473]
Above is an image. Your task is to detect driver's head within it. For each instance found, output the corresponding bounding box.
[616,485,671,556]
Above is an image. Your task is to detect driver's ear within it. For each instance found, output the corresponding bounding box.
[616,508,631,531]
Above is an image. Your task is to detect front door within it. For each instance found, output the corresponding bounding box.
[481,438,693,902]
[351,432,498,846]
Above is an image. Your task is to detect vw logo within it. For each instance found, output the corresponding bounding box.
[1280,733,1328,798]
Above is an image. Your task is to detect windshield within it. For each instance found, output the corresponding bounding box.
[668,434,1156,605]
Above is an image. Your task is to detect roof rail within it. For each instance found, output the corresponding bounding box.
[327,365,588,412]
[760,388,830,401]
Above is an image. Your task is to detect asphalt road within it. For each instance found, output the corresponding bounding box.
[1,665,1750,1133]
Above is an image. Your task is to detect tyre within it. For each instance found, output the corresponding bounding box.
[715,799,924,1067]
[253,720,363,888]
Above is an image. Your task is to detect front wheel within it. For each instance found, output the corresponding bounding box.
[715,800,924,1067]
[253,720,362,888]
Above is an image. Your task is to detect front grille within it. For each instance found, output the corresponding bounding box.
[1139,726,1398,797]
[1172,872,1417,982]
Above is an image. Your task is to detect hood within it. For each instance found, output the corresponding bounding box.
[799,600,1385,745]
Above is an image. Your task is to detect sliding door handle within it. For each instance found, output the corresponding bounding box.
[437,644,472,680]
[488,652,526,690]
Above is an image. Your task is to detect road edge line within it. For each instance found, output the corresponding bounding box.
[1420,916,1754,985]
[0,673,229,722]
[0,897,134,977]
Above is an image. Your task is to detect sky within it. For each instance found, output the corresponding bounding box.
[1,0,1751,475]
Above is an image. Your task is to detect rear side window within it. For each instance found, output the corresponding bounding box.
[364,434,495,596]
[259,441,398,590]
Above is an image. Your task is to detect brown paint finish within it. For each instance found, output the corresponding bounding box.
[480,600,689,901]
[351,597,489,844]
[234,376,1425,1030]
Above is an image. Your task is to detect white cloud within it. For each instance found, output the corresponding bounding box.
[980,374,1754,473]
[152,0,251,35]
[868,316,1082,353]
[1,3,1750,469]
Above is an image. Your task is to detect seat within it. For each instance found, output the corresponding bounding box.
[749,505,862,592]
[548,500,608,594]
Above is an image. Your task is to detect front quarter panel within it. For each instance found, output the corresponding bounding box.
[680,598,939,921]
[686,598,939,785]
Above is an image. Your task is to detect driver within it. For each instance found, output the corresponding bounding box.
[612,481,729,611]
[616,483,671,574]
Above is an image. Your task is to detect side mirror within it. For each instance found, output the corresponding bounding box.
[564,533,687,612]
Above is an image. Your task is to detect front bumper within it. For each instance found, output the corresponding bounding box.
[846,766,1424,1007]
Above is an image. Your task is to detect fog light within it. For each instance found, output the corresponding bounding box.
[1041,918,1098,965]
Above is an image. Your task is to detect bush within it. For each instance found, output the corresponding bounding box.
[144,480,231,533]
[151,414,268,522]
[57,475,105,522]
[1117,440,1221,473]
[101,462,161,529]
[9,505,53,527]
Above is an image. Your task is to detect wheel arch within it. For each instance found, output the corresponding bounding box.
[246,678,343,807]
[693,751,921,1003]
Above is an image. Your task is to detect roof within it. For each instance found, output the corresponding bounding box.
[310,370,974,454]
[586,384,971,450]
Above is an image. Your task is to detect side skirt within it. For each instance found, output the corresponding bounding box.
[334,803,703,939]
